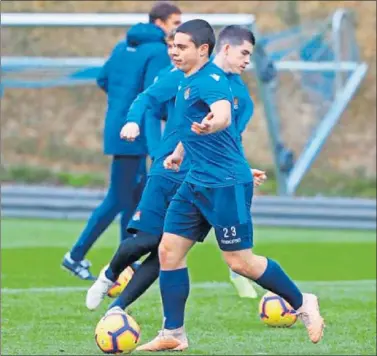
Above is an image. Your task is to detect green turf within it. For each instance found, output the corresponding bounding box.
[1,219,376,355]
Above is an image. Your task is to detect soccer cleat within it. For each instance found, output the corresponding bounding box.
[136,327,188,352]
[86,267,114,310]
[230,271,258,299]
[296,293,325,343]
[62,252,96,281]
[105,306,126,317]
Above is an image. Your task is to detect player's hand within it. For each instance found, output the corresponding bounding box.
[191,112,214,135]
[163,153,183,172]
[252,169,267,187]
[120,122,140,141]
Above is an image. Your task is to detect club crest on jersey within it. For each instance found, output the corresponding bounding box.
[184,88,191,100]
[234,97,239,109]
[132,211,141,221]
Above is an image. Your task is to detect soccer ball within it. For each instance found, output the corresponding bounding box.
[103,265,134,298]
[95,312,141,354]
[259,291,297,327]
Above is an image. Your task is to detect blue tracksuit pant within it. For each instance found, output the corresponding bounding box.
[70,155,146,261]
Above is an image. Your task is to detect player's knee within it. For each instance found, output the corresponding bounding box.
[158,239,174,267]
[224,250,257,276]
[117,238,138,259]
[227,258,247,276]
[158,235,185,269]
[224,252,242,273]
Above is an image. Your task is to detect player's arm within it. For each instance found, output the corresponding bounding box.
[191,100,231,134]
[144,104,166,159]
[97,58,110,93]
[251,168,267,187]
[120,70,181,141]
[97,43,123,93]
[192,74,233,135]
[163,142,185,171]
[173,141,185,158]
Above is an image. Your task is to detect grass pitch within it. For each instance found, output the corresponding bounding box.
[1,219,376,355]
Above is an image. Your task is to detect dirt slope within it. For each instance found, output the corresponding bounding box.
[1,1,375,177]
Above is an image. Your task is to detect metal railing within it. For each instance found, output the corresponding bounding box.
[1,185,375,230]
[0,12,255,27]
[252,8,368,195]
[0,10,369,197]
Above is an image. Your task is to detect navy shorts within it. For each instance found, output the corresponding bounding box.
[163,182,253,251]
[127,175,181,236]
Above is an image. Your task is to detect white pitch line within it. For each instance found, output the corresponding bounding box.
[1,282,231,295]
[2,280,375,295]
[2,286,88,294]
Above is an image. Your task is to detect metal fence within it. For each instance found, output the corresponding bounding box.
[1,185,375,230]
[1,10,369,197]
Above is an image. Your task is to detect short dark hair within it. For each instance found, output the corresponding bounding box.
[149,1,181,23]
[216,25,256,52]
[176,19,216,56]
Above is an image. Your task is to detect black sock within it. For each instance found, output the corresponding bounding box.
[110,249,160,310]
[108,231,160,280]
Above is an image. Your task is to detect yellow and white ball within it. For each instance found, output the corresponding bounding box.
[259,291,297,327]
[95,312,141,354]
[101,264,134,298]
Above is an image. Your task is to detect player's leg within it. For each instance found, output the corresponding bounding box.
[119,156,147,242]
[86,176,179,309]
[86,231,160,310]
[222,249,302,306]
[137,233,194,352]
[109,233,160,279]
[105,176,185,313]
[137,183,209,352]
[62,155,140,280]
[222,249,324,343]
[214,183,324,343]
[109,247,160,311]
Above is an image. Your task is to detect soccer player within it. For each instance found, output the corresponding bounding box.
[136,19,325,352]
[61,2,182,280]
[85,25,266,311]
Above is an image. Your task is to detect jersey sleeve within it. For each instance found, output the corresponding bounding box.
[198,73,232,106]
[125,68,182,125]
[96,42,123,93]
[145,107,163,159]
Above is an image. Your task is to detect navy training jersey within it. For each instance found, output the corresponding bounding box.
[126,65,182,125]
[148,64,255,185]
[147,68,191,183]
[228,74,254,138]
[175,62,252,187]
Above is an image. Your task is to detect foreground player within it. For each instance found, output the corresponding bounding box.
[62,2,182,280]
[137,20,325,352]
[86,25,265,311]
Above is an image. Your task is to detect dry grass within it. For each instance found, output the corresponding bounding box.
[1,1,376,177]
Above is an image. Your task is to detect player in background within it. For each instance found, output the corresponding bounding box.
[136,19,325,352]
[85,25,266,312]
[62,2,182,280]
